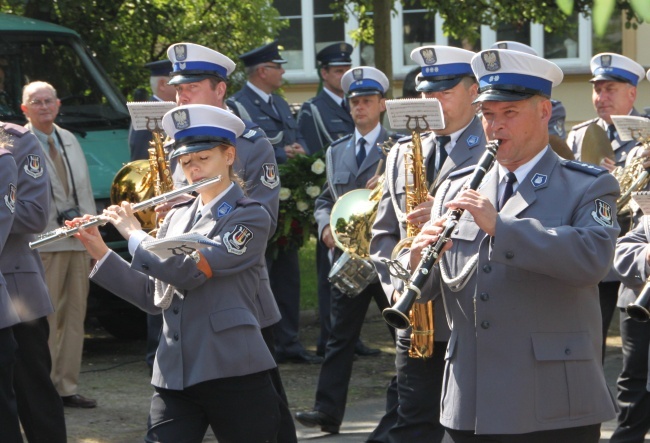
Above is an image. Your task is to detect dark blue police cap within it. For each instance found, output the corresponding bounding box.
[145,60,172,77]
[239,41,287,68]
[317,42,353,67]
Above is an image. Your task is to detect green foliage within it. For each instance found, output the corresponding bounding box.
[0,0,284,99]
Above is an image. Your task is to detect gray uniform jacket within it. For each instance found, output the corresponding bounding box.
[567,108,645,167]
[370,116,486,342]
[90,184,277,390]
[227,85,307,163]
[614,215,650,307]
[0,124,53,323]
[297,90,354,154]
[0,148,18,329]
[314,128,390,239]
[415,148,619,434]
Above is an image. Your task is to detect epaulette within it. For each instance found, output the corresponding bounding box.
[330,133,353,148]
[448,165,476,179]
[570,118,598,131]
[0,122,30,137]
[237,197,262,207]
[387,132,407,143]
[240,120,266,142]
[561,159,608,176]
[396,134,413,144]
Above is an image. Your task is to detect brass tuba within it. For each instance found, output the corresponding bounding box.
[390,116,434,359]
[110,118,174,230]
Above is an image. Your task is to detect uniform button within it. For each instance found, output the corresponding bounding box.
[565,348,571,356]
[505,251,514,259]
[480,292,489,301]
[173,333,179,341]
[141,263,149,270]
[454,229,459,234]
[482,264,491,273]
[173,307,179,314]
[481,321,490,329]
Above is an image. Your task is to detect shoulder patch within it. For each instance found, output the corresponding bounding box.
[24,154,44,178]
[330,133,353,148]
[448,165,476,179]
[260,163,279,189]
[4,182,16,213]
[0,123,29,138]
[561,160,607,176]
[223,224,254,255]
[570,118,598,131]
[591,199,613,227]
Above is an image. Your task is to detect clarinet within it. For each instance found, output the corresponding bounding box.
[382,140,500,330]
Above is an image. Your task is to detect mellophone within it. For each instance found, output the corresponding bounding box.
[29,176,222,250]
[382,140,500,330]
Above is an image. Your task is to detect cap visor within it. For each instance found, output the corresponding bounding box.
[171,142,231,159]
[273,58,288,64]
[347,90,382,98]
[416,77,463,93]
[590,74,633,84]
[168,73,218,86]
[473,89,535,104]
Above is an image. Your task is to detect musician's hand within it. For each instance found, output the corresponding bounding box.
[321,224,336,250]
[365,174,380,190]
[406,195,434,229]
[155,193,193,221]
[409,217,451,269]
[600,157,617,172]
[103,202,142,240]
[67,215,109,260]
[285,143,306,159]
[446,189,497,236]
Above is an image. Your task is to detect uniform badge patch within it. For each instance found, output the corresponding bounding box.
[466,135,479,147]
[353,68,364,81]
[420,47,437,65]
[531,173,547,187]
[217,202,233,218]
[554,120,565,137]
[4,183,15,213]
[482,51,500,72]
[172,109,190,130]
[223,224,254,255]
[592,199,613,227]
[24,154,43,178]
[174,44,187,62]
[601,54,612,68]
[261,163,280,189]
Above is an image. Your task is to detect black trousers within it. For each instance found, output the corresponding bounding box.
[442,424,601,443]
[598,280,620,362]
[314,281,394,423]
[146,371,280,443]
[13,317,66,443]
[0,326,21,443]
[316,240,332,355]
[610,310,650,443]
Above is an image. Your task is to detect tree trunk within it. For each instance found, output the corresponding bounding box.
[373,0,393,99]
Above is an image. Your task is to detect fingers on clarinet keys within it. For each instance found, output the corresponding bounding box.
[294,410,340,434]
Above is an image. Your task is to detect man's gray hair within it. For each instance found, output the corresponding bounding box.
[22,81,57,105]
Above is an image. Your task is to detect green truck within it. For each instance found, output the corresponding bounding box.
[0,13,146,338]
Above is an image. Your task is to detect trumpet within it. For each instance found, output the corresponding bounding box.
[29,176,222,250]
[382,140,500,330]
[626,280,650,322]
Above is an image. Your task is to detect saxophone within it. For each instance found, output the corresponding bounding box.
[391,119,434,359]
[110,118,174,231]
[613,132,650,216]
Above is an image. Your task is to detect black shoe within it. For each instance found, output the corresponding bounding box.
[355,342,381,357]
[276,351,324,364]
[295,410,340,434]
[61,394,97,409]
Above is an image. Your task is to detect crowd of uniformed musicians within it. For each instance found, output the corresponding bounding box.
[2,35,650,443]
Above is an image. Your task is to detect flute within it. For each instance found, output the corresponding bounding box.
[29,175,222,250]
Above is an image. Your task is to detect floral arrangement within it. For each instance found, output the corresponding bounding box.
[267,151,327,258]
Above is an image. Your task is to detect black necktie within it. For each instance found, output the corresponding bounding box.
[427,135,451,185]
[356,138,367,167]
[191,210,201,227]
[341,99,348,113]
[607,124,617,142]
[498,172,517,211]
[268,96,278,117]
[436,135,451,171]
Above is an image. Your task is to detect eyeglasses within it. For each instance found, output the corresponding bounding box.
[28,98,56,107]
[262,64,283,71]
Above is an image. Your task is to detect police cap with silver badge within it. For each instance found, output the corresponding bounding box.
[167,43,236,85]
[471,49,563,103]
[590,53,645,86]
[145,60,172,77]
[410,45,475,93]
[162,104,245,159]
[341,66,389,98]
[490,41,538,56]
[317,42,353,67]
[239,40,287,68]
